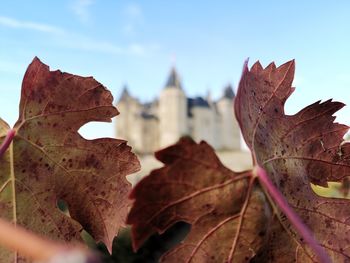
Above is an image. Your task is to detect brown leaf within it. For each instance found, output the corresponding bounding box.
[251,216,311,263]
[0,57,140,261]
[128,138,271,262]
[128,59,350,262]
[235,60,350,186]
[236,60,350,261]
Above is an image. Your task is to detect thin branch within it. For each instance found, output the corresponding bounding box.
[255,166,331,263]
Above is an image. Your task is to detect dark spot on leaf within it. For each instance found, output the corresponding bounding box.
[258,230,265,237]
[279,179,285,188]
[325,219,332,228]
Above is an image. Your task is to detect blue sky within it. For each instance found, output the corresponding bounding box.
[1,1,350,138]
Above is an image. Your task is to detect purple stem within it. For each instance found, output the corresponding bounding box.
[0,129,16,157]
[256,166,331,263]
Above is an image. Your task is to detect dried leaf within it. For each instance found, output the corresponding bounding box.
[0,58,140,261]
[235,60,350,261]
[235,60,350,185]
[128,138,271,262]
[128,60,350,262]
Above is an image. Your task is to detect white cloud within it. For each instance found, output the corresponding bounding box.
[0,15,157,57]
[128,43,145,56]
[61,40,158,57]
[122,23,135,35]
[127,43,161,56]
[58,34,124,55]
[122,3,143,35]
[125,3,142,19]
[70,0,95,23]
[0,16,64,34]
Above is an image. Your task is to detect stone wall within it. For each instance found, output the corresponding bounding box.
[159,87,187,148]
[128,150,252,186]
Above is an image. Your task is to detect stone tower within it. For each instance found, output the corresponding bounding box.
[116,85,143,151]
[159,68,188,148]
[116,69,242,154]
[216,84,241,150]
[116,86,132,141]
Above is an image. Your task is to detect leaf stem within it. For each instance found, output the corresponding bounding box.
[0,129,100,262]
[255,166,331,263]
[0,129,16,157]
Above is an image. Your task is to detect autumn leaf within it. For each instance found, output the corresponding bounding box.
[128,60,350,262]
[0,57,140,261]
[128,138,271,262]
[235,60,350,186]
[235,60,350,261]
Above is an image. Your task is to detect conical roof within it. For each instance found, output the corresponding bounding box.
[118,85,131,102]
[164,67,182,89]
[222,84,235,99]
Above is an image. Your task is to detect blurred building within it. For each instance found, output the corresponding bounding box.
[116,67,241,154]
